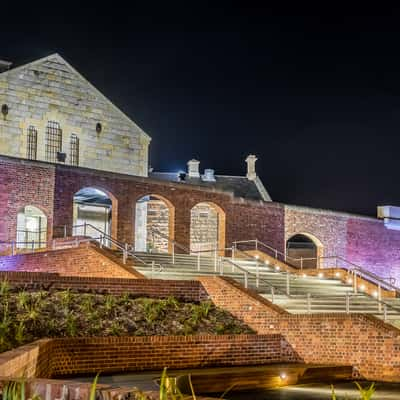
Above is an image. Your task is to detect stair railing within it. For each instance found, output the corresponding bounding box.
[233,239,400,296]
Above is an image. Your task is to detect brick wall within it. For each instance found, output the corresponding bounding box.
[49,335,284,377]
[199,276,400,381]
[0,271,207,302]
[0,157,55,244]
[0,243,141,279]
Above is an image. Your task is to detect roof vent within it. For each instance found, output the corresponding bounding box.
[202,169,216,182]
[0,60,12,73]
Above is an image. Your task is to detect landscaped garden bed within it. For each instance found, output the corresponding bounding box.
[0,280,254,353]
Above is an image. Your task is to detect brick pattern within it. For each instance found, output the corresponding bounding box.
[0,243,141,279]
[0,271,208,302]
[0,158,55,244]
[49,335,283,377]
[199,276,400,382]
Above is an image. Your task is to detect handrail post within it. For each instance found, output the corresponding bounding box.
[244,271,248,289]
[214,245,218,272]
[256,260,259,288]
[219,258,223,276]
[151,261,155,279]
[271,286,275,304]
[255,239,258,251]
[172,242,175,265]
[123,243,128,264]
[99,235,103,248]
[197,252,200,271]
[384,304,387,322]
[307,293,311,313]
[231,245,235,262]
[378,284,382,313]
[11,241,15,256]
[64,225,67,238]
[346,293,350,313]
[300,257,303,270]
[274,249,278,259]
[286,272,290,295]
[83,222,87,237]
[353,271,358,294]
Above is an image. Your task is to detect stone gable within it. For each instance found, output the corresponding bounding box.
[0,54,150,176]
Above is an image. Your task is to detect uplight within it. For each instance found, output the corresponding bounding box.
[347,278,353,284]
[318,272,324,278]
[280,372,287,380]
[335,272,341,277]
[275,266,280,271]
[359,284,365,291]
[372,291,378,298]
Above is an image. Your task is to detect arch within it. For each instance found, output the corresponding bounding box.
[16,205,48,249]
[134,194,175,253]
[72,187,118,243]
[286,232,324,269]
[190,201,226,255]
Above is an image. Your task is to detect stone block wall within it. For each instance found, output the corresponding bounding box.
[0,54,149,177]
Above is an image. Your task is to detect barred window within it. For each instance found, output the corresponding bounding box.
[26,126,37,160]
[70,134,79,166]
[45,121,62,162]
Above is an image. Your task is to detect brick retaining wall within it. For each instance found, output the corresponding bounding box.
[0,271,207,302]
[0,243,142,279]
[199,276,400,381]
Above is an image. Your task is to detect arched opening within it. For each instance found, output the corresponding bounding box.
[16,205,47,249]
[286,233,323,269]
[190,202,226,255]
[73,187,117,243]
[134,195,175,253]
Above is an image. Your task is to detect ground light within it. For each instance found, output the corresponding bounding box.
[280,372,287,380]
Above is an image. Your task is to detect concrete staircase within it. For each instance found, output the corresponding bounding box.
[113,250,400,326]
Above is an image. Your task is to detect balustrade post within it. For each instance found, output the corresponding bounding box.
[353,271,358,294]
[378,284,382,313]
[384,304,387,322]
[197,252,200,271]
[286,272,290,295]
[307,293,311,313]
[346,293,350,313]
[271,286,275,304]
[256,260,259,288]
[83,222,87,237]
[231,246,235,262]
[214,246,218,272]
[11,241,15,256]
[172,242,175,265]
[219,258,223,276]
[255,239,258,251]
[99,235,103,248]
[151,261,155,279]
[64,225,67,238]
[300,257,303,270]
[244,271,248,289]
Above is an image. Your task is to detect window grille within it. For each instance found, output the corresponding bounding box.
[26,126,37,160]
[45,121,62,162]
[70,134,79,166]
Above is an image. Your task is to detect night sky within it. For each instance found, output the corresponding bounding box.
[2,4,400,216]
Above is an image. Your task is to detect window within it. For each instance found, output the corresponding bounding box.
[26,126,37,160]
[70,134,79,166]
[45,121,62,162]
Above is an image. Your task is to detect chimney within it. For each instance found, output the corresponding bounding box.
[202,169,216,182]
[187,159,200,178]
[0,60,12,73]
[245,154,257,180]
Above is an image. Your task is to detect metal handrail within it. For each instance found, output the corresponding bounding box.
[148,227,191,253]
[233,239,400,295]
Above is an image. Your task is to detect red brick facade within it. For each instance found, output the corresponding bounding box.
[0,243,142,279]
[0,271,208,302]
[3,154,400,283]
[199,276,400,381]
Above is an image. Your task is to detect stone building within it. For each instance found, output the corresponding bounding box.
[0,54,150,176]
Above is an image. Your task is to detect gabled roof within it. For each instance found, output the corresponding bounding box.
[0,53,151,142]
[149,171,272,202]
